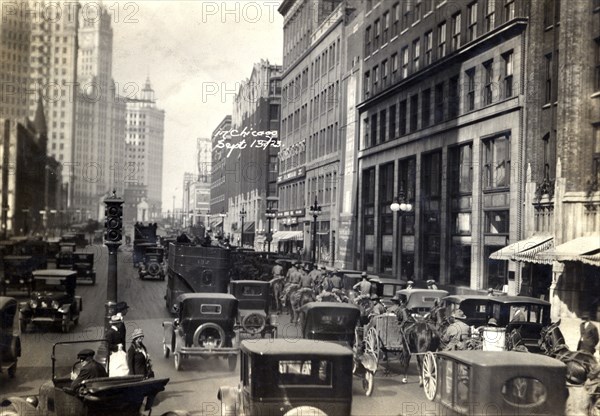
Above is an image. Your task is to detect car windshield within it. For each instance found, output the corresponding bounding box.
[307,311,357,331]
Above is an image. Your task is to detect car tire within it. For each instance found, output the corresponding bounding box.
[283,406,327,416]
[193,323,226,349]
[174,353,181,371]
[241,313,267,336]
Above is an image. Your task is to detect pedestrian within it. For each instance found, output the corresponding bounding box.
[487,288,495,296]
[70,349,108,392]
[577,311,599,355]
[426,279,438,290]
[353,272,372,296]
[127,329,154,379]
[406,280,414,290]
[105,313,125,353]
[442,310,471,350]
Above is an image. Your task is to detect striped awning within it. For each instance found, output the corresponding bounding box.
[489,235,553,263]
[272,231,303,242]
[537,235,600,267]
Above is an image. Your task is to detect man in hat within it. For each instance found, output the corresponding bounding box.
[406,280,414,290]
[487,317,498,327]
[577,311,599,355]
[426,279,438,290]
[300,265,314,288]
[442,309,471,350]
[71,349,108,391]
[328,269,343,291]
[369,294,387,318]
[105,313,126,353]
[281,262,302,307]
[353,272,372,297]
[272,261,284,280]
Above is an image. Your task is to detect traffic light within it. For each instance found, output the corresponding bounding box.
[104,193,124,244]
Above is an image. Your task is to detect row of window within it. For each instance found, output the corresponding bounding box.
[281,81,340,136]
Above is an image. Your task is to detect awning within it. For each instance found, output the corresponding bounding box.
[537,235,600,267]
[272,231,303,242]
[242,221,255,233]
[209,217,224,228]
[489,235,553,263]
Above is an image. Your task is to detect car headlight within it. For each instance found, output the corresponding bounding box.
[19,279,24,284]
[30,300,38,308]
[51,300,60,309]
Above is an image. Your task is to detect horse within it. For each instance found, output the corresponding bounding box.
[403,319,441,385]
[269,276,285,314]
[539,320,598,385]
[289,288,315,324]
[427,302,448,335]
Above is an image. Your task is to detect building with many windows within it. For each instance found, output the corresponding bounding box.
[356,0,528,291]
[210,115,231,236]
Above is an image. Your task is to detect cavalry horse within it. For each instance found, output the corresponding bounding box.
[539,320,598,385]
[289,288,315,324]
[402,319,441,385]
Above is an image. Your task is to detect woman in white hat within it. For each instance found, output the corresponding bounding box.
[127,328,154,378]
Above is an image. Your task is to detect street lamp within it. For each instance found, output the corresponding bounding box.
[308,197,321,264]
[265,207,277,253]
[239,207,247,248]
[390,185,413,279]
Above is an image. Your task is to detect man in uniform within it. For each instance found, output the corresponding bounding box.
[442,309,471,350]
[328,269,343,290]
[71,349,108,392]
[282,262,302,306]
[406,280,414,289]
[426,279,438,290]
[369,294,387,318]
[272,261,284,280]
[353,272,372,297]
[577,311,599,355]
[300,266,314,288]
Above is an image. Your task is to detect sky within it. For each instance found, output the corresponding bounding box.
[111,1,283,210]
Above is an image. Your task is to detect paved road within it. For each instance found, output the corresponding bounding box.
[0,244,430,415]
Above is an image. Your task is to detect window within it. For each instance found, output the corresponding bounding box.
[485,210,509,234]
[592,125,600,188]
[389,104,397,140]
[485,0,495,31]
[410,95,419,132]
[449,75,459,118]
[438,21,447,58]
[544,54,552,103]
[412,38,420,72]
[424,31,433,65]
[383,11,390,44]
[402,2,410,31]
[467,2,478,41]
[373,65,379,91]
[399,99,407,136]
[363,168,375,235]
[364,71,371,98]
[365,26,372,55]
[380,109,387,143]
[382,59,389,87]
[483,133,511,188]
[371,113,377,147]
[379,163,394,235]
[595,38,600,92]
[543,0,553,28]
[452,13,461,50]
[401,47,409,78]
[413,0,422,24]
[392,3,400,36]
[434,82,444,123]
[483,60,493,105]
[422,151,442,198]
[374,19,381,50]
[422,89,431,128]
[392,53,399,75]
[450,143,473,193]
[503,51,513,98]
[449,243,471,285]
[363,117,369,149]
[504,0,515,21]
[466,68,476,111]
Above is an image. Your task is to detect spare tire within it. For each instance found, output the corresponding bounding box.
[192,323,226,349]
[241,313,267,335]
[284,406,328,416]
[148,262,160,276]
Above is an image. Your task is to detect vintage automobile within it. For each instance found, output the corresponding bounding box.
[13,237,49,270]
[0,339,169,416]
[394,289,449,317]
[60,233,87,248]
[0,296,21,379]
[230,280,277,337]
[55,242,77,270]
[138,246,165,281]
[1,255,37,295]
[420,350,567,415]
[162,293,239,371]
[20,270,82,333]
[218,339,353,416]
[485,296,551,352]
[72,252,96,285]
[438,295,491,328]
[376,278,408,307]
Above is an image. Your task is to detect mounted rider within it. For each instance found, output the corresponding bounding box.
[442,309,471,350]
[353,272,372,297]
[281,262,302,306]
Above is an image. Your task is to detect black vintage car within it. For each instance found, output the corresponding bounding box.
[0,339,169,416]
[218,339,353,416]
[20,270,82,333]
[230,280,277,337]
[55,242,77,270]
[1,255,36,296]
[138,246,165,281]
[0,297,21,379]
[60,233,87,249]
[162,293,239,371]
[72,252,96,285]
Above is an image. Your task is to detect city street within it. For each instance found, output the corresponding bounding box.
[0,245,430,415]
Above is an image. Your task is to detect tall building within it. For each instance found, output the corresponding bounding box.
[74,5,125,220]
[28,0,79,202]
[197,137,212,181]
[0,0,32,120]
[278,0,349,261]
[210,115,231,235]
[124,78,165,221]
[230,60,281,249]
